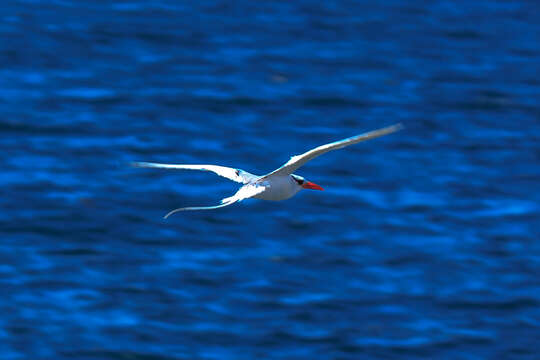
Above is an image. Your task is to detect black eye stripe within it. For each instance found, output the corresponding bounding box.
[292,177,304,185]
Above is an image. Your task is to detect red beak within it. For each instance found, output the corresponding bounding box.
[302,181,324,191]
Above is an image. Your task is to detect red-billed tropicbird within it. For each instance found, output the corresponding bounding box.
[133,123,402,218]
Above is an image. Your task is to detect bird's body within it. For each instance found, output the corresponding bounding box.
[133,123,402,218]
[252,175,300,201]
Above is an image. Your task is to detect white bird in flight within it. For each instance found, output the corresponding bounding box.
[133,123,402,218]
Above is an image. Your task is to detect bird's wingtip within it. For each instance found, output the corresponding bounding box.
[131,161,160,169]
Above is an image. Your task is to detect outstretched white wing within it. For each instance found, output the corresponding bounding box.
[261,123,403,179]
[163,183,266,218]
[132,162,259,184]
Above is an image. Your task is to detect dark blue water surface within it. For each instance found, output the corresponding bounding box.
[1,1,540,359]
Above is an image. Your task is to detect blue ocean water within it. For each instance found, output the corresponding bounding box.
[1,1,539,359]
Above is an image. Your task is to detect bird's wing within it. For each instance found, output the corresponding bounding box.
[163,183,266,218]
[132,162,258,184]
[261,123,403,179]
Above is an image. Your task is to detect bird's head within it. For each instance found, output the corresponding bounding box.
[291,174,324,191]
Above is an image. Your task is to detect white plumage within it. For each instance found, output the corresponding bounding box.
[133,123,402,218]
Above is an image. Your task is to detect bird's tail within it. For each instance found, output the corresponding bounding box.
[162,184,266,219]
[163,199,237,219]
